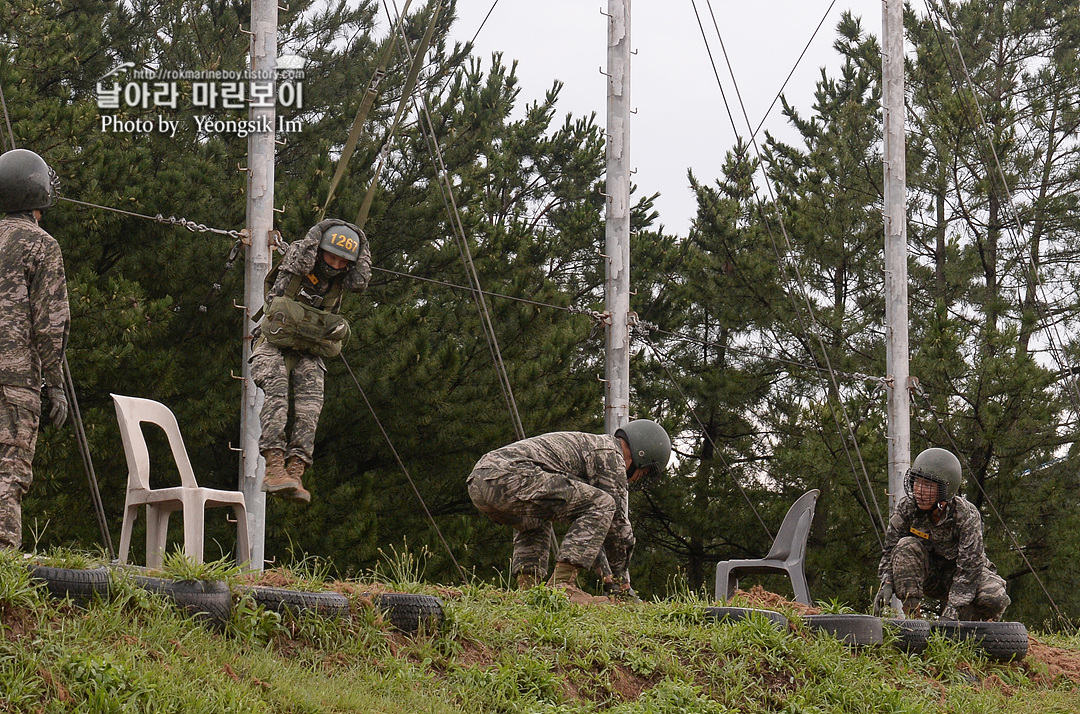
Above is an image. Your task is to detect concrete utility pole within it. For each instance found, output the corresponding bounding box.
[882,0,910,512]
[604,0,632,434]
[240,0,278,569]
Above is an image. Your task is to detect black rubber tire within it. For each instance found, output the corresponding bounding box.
[132,575,232,629]
[374,593,444,634]
[27,565,110,605]
[704,606,789,631]
[238,585,350,619]
[883,618,931,654]
[803,614,883,646]
[930,620,1029,661]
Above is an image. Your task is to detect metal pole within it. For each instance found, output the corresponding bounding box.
[604,0,632,434]
[241,0,278,570]
[882,0,910,512]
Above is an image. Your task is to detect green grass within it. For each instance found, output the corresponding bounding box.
[1,548,1079,713]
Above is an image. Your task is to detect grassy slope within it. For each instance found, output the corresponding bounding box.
[2,554,1080,713]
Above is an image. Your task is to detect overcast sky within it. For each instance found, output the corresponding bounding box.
[448,1,884,236]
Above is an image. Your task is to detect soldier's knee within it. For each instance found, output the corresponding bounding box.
[590,490,615,518]
[893,536,925,556]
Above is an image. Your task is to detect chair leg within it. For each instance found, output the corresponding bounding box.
[117,505,139,565]
[182,506,205,565]
[788,566,812,606]
[233,505,250,568]
[714,564,736,602]
[145,505,171,569]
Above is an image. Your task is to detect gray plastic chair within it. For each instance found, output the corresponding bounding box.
[714,489,820,605]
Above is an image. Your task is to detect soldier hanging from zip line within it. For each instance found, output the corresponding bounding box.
[873,447,1011,622]
[0,149,69,549]
[467,419,672,604]
[251,218,371,504]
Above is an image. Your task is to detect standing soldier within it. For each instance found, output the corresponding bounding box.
[874,447,1011,621]
[467,419,671,603]
[0,149,69,549]
[251,218,371,504]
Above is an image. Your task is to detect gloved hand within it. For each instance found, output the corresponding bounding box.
[603,580,643,603]
[873,582,894,616]
[47,385,68,428]
[939,605,959,622]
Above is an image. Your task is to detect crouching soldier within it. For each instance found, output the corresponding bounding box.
[251,219,371,503]
[874,447,1011,621]
[467,420,671,603]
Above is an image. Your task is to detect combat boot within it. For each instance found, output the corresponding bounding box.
[261,449,299,495]
[283,455,311,504]
[517,570,543,590]
[902,597,922,619]
[547,561,609,605]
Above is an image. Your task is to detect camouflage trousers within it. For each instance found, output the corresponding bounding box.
[888,536,1011,620]
[467,465,615,578]
[0,385,40,550]
[250,341,325,465]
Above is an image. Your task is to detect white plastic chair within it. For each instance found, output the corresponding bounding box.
[112,393,250,569]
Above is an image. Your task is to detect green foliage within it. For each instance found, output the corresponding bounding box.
[3,0,1080,628]
[3,546,1080,711]
[157,548,241,582]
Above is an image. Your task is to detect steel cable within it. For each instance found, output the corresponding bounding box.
[339,352,468,584]
[690,0,887,543]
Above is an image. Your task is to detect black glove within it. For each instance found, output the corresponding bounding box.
[872,582,894,617]
[47,385,68,428]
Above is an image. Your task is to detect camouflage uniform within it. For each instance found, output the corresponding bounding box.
[878,494,1010,620]
[250,221,370,465]
[0,213,69,549]
[467,432,635,584]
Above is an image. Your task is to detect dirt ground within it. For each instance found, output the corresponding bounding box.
[1026,637,1080,685]
[731,585,821,616]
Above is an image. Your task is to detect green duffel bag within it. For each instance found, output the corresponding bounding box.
[261,294,351,358]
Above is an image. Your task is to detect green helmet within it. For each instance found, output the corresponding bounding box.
[318,222,363,262]
[904,447,962,504]
[615,419,672,492]
[0,149,58,212]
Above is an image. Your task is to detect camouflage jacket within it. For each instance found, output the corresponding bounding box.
[0,214,69,391]
[474,431,635,580]
[270,219,371,307]
[878,494,993,608]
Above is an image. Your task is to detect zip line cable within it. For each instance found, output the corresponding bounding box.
[0,78,14,152]
[58,186,898,396]
[749,0,838,142]
[62,354,115,561]
[318,0,412,221]
[702,0,887,540]
[640,334,775,541]
[912,384,1067,626]
[469,0,502,48]
[355,0,443,230]
[691,0,886,541]
[338,352,468,584]
[57,196,245,238]
[387,0,526,442]
[412,108,526,441]
[924,0,1080,419]
[703,0,887,542]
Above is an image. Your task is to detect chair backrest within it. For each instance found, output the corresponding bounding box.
[763,489,820,563]
[111,394,201,491]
